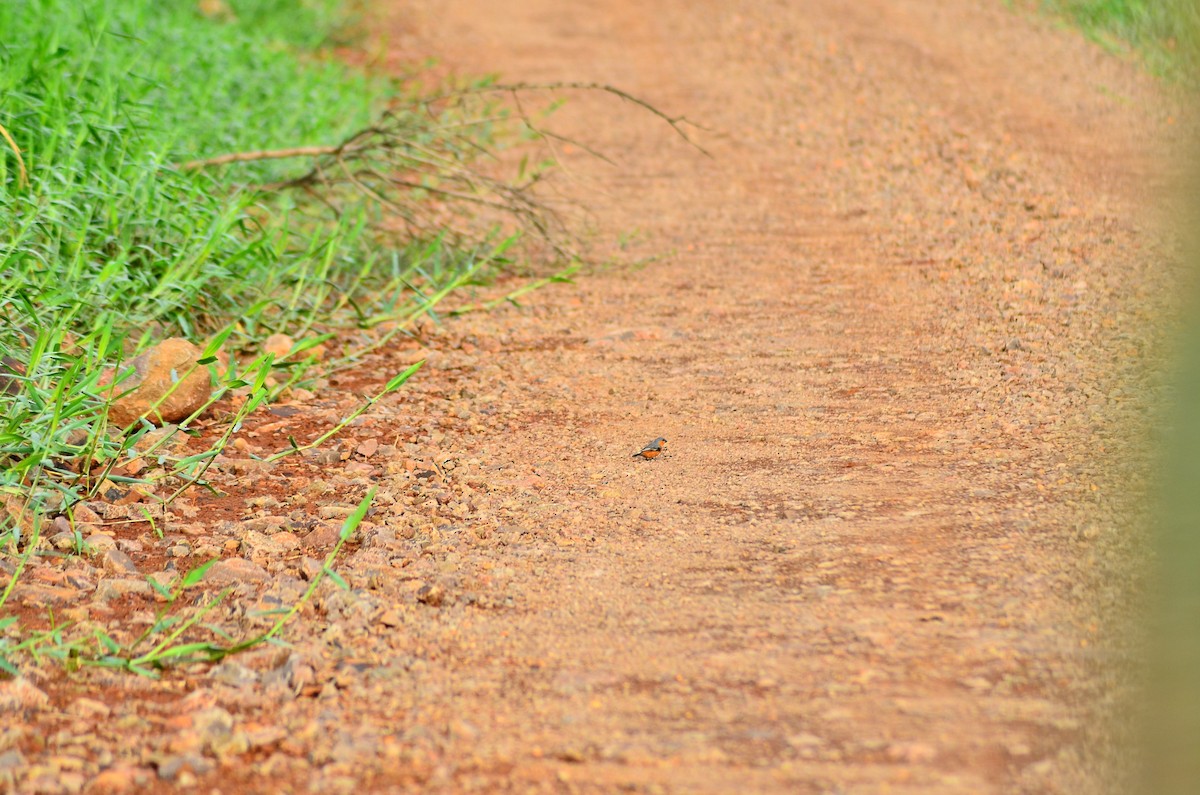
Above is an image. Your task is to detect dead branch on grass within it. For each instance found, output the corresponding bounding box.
[174,82,708,262]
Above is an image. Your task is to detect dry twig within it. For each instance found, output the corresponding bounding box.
[173,81,707,261]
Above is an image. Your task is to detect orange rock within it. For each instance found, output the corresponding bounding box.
[87,765,154,793]
[104,339,212,427]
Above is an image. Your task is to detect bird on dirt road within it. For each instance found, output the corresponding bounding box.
[633,437,667,460]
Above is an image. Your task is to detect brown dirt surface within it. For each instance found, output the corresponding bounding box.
[0,1,1179,793]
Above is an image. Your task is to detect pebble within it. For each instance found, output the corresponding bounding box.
[49,531,77,551]
[416,582,445,607]
[71,503,102,524]
[212,661,260,688]
[300,557,324,581]
[84,534,117,552]
[0,750,24,789]
[156,753,213,781]
[301,523,341,548]
[205,558,271,584]
[101,549,139,575]
[192,706,235,748]
[264,333,295,360]
[87,765,154,793]
[887,741,938,763]
[241,530,292,559]
[0,678,49,710]
[68,698,111,718]
[95,578,152,601]
[10,583,78,607]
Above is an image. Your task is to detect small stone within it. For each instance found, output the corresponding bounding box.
[96,578,152,601]
[87,765,154,793]
[72,504,102,524]
[786,733,825,748]
[886,741,938,763]
[85,533,117,553]
[263,333,294,360]
[2,496,38,540]
[208,559,270,586]
[0,678,49,710]
[68,697,112,718]
[416,582,445,607]
[1007,742,1032,757]
[50,531,77,551]
[1003,338,1024,352]
[206,558,271,584]
[101,549,139,575]
[555,746,585,763]
[300,557,324,581]
[156,753,213,782]
[11,583,78,607]
[130,424,186,456]
[192,707,234,748]
[114,487,151,507]
[300,525,343,552]
[377,609,404,628]
[241,530,288,560]
[103,338,213,427]
[212,662,259,688]
[1026,758,1056,777]
[241,513,286,531]
[245,726,288,749]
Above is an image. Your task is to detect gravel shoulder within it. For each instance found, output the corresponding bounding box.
[0,1,1175,793]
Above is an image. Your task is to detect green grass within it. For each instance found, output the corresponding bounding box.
[0,0,523,529]
[1035,0,1200,79]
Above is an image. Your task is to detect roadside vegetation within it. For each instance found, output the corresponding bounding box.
[0,0,693,676]
[0,0,565,673]
[1033,0,1200,80]
[1035,2,1200,793]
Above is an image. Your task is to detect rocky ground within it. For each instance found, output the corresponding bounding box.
[0,0,1180,792]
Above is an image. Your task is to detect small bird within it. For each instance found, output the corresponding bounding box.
[632,437,668,460]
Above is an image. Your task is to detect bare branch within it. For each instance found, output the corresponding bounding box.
[175,79,706,266]
[178,145,363,171]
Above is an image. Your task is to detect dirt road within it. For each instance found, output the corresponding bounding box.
[2,1,1172,793]
[355,1,1165,791]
